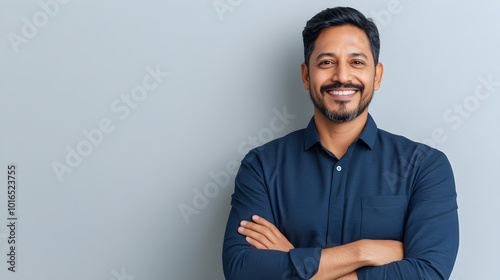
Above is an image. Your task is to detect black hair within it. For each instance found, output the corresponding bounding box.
[302,7,380,67]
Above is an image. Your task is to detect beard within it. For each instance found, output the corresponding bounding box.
[309,82,373,123]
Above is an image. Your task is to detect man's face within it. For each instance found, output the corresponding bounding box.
[301,25,383,123]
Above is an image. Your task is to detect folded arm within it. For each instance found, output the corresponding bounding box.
[223,151,318,280]
[238,215,404,280]
[223,151,404,280]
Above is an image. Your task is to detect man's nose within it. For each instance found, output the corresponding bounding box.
[332,62,351,84]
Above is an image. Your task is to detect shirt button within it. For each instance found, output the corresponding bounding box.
[336,166,342,171]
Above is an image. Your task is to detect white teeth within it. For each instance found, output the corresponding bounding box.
[326,90,356,95]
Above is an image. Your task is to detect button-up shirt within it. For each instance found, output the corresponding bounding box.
[223,114,459,279]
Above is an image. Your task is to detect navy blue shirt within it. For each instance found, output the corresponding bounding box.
[223,114,459,280]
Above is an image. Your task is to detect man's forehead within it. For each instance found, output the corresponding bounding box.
[315,25,370,47]
[312,25,372,59]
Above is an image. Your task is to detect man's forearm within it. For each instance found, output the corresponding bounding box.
[311,239,404,280]
[310,241,366,280]
[336,272,358,280]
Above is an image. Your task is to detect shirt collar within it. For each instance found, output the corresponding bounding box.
[304,113,378,151]
[358,113,377,150]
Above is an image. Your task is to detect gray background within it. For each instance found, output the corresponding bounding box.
[1,0,499,279]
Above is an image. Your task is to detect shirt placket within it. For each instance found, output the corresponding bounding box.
[326,152,350,248]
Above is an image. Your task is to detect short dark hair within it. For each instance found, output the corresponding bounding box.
[302,7,380,67]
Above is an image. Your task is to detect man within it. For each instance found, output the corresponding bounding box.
[222,6,459,280]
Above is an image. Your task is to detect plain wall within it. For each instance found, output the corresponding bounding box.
[0,0,499,279]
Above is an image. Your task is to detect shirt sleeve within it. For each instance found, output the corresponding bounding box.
[357,150,459,279]
[222,149,320,280]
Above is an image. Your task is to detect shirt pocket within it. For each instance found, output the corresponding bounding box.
[360,196,407,241]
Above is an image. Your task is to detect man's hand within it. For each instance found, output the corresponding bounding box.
[238,215,295,252]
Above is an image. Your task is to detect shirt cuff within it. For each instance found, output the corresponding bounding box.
[289,247,321,279]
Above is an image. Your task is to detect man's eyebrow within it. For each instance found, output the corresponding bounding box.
[315,52,335,61]
[351,52,369,60]
[315,52,369,61]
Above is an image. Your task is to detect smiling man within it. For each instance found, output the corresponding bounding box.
[222,7,459,280]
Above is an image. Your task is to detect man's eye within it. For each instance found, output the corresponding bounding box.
[353,60,364,65]
[320,61,333,65]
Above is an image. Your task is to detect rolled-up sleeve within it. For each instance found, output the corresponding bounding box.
[222,150,320,280]
[357,150,459,279]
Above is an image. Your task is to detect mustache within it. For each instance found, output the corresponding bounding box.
[320,82,364,94]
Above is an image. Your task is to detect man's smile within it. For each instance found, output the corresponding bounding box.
[325,89,360,100]
[326,89,357,96]
[319,83,364,103]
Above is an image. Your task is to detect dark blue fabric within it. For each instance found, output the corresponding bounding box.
[222,114,459,280]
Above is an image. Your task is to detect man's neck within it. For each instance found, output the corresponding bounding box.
[313,108,369,159]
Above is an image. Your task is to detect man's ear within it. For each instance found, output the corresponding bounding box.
[374,62,384,91]
[300,62,310,90]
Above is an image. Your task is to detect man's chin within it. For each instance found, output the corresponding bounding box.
[322,109,359,123]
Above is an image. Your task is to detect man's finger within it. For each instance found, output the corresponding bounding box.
[240,220,278,243]
[252,215,283,237]
[245,237,267,250]
[238,226,273,248]
[249,215,295,252]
